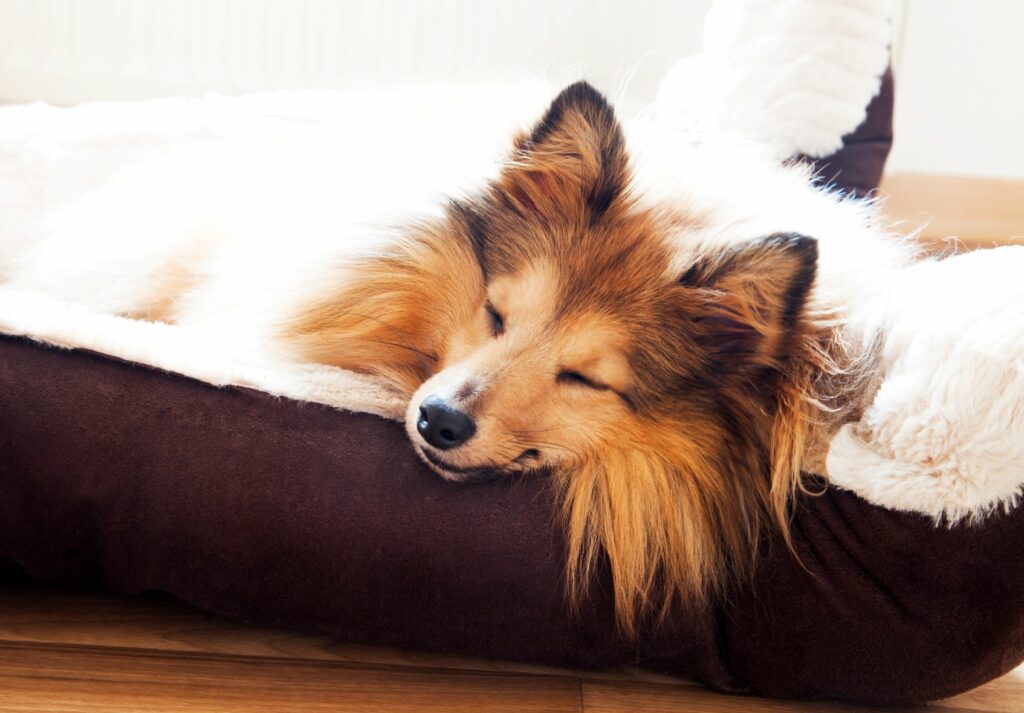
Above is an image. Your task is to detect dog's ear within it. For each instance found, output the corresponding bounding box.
[497,81,628,220]
[678,233,818,371]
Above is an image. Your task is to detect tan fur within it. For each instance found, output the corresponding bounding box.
[281,83,848,636]
[286,224,483,397]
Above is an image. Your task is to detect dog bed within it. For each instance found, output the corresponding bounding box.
[2,1,1023,700]
[2,69,1024,707]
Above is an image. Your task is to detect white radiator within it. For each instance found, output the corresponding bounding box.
[0,0,709,108]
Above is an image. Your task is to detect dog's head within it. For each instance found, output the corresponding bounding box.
[406,82,819,633]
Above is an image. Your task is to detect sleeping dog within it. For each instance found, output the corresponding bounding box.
[2,82,1012,634]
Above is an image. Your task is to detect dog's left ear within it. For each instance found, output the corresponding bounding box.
[679,233,818,371]
[497,81,628,220]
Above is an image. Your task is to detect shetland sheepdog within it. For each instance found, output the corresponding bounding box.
[0,82,916,634]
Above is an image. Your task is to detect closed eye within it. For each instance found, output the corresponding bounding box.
[485,302,505,337]
[557,370,607,390]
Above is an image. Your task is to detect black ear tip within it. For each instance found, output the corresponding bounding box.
[550,80,614,117]
[527,80,620,151]
[560,80,607,102]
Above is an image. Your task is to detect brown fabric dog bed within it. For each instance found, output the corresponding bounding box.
[3,71,1024,706]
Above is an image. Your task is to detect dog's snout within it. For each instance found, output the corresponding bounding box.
[416,396,476,450]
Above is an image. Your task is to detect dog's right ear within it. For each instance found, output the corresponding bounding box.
[678,233,818,374]
[495,81,629,221]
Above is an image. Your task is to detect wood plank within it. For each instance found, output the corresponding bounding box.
[1,580,1021,711]
[581,680,939,713]
[934,667,1024,713]
[879,173,1024,251]
[0,580,690,686]
[0,641,583,713]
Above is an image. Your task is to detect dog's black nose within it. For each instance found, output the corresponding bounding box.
[417,396,476,450]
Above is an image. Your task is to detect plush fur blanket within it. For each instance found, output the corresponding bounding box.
[828,246,1024,522]
[0,85,571,420]
[656,0,894,158]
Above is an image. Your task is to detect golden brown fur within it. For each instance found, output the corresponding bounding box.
[284,82,834,636]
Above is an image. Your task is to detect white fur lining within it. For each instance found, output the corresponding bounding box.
[0,289,405,420]
[0,83,553,422]
[656,0,894,158]
[826,247,1024,523]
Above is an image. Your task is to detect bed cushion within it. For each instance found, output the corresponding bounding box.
[1,334,1023,706]
[5,70,1024,706]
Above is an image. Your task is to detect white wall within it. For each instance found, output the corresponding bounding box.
[0,0,709,112]
[889,0,1024,179]
[1,0,1021,179]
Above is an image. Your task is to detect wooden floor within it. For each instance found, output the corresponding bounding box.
[0,578,1020,712]
[878,173,1024,251]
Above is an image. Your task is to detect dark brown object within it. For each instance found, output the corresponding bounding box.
[798,67,895,198]
[2,335,1022,706]
[3,69,1020,706]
